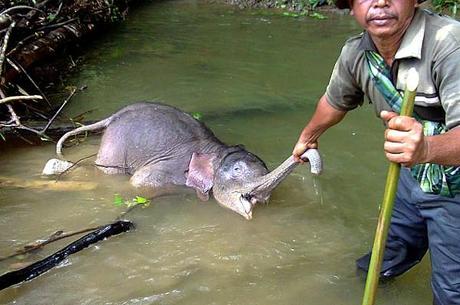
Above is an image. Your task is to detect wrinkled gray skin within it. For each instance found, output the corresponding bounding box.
[56,102,321,219]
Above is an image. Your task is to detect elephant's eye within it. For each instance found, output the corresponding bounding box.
[233,166,240,172]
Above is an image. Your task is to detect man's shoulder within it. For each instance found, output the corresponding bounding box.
[423,9,460,44]
[343,33,364,48]
[341,33,364,58]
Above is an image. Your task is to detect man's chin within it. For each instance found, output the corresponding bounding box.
[366,16,406,39]
[366,26,398,40]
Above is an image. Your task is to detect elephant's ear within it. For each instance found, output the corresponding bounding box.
[186,152,216,201]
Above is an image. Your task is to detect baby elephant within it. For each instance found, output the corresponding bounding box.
[55,102,322,219]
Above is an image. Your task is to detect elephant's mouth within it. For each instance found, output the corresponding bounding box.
[216,187,271,220]
[236,193,270,220]
[237,194,254,220]
[242,193,269,205]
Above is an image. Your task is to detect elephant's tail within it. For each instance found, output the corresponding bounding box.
[56,117,112,159]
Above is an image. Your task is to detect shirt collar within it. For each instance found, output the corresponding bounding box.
[357,8,426,60]
[358,31,377,51]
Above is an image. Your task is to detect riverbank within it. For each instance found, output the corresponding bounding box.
[0,0,143,143]
[223,0,347,16]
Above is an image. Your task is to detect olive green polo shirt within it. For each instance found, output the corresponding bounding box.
[326,9,460,130]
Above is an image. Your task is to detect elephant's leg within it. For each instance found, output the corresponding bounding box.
[130,163,187,198]
[95,129,133,175]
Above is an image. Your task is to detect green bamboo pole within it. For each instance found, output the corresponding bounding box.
[361,68,419,305]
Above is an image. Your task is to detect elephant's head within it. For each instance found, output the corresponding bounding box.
[186,146,322,220]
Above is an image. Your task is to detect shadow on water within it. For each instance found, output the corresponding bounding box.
[202,100,303,122]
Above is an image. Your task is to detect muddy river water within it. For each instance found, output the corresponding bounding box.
[1,0,432,304]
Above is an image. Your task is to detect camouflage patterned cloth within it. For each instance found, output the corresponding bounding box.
[366,50,460,197]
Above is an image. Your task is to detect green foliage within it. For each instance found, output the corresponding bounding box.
[309,11,327,19]
[191,112,203,120]
[134,196,149,204]
[113,194,124,206]
[432,0,458,16]
[113,194,150,208]
[275,0,330,19]
[282,11,306,17]
[308,0,323,9]
[109,5,122,22]
[103,0,123,22]
[47,13,57,22]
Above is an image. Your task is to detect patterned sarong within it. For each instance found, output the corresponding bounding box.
[365,51,460,197]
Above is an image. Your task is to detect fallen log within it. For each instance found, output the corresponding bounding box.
[3,19,95,84]
[0,220,135,291]
[2,0,138,85]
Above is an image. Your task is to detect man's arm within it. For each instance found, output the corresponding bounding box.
[381,110,460,167]
[292,94,347,162]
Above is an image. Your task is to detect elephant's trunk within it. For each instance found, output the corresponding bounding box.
[245,149,322,198]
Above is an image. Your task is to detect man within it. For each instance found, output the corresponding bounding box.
[292,0,460,304]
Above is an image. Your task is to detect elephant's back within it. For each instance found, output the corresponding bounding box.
[110,102,219,143]
[96,102,222,173]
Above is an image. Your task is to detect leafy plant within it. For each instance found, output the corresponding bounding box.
[309,12,327,19]
[114,194,150,208]
[308,0,323,9]
[47,13,57,22]
[275,0,330,19]
[432,0,458,16]
[191,112,203,120]
[283,11,306,17]
[103,0,123,22]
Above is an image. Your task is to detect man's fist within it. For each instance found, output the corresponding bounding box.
[380,110,429,167]
[292,140,318,163]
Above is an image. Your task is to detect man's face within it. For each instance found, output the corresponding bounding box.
[350,0,417,39]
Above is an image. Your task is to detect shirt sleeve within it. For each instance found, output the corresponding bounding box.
[435,47,460,130]
[325,43,365,111]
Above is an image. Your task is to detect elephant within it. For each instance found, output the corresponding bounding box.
[54,102,322,219]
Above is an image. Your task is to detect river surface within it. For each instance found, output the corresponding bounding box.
[0,1,432,304]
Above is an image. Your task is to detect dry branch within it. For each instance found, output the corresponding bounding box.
[0,95,42,104]
[0,225,103,262]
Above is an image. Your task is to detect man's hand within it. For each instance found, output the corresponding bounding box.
[292,95,347,163]
[381,110,429,167]
[292,140,318,163]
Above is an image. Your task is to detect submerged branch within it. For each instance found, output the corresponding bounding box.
[0,225,103,262]
[0,220,135,291]
[55,153,98,180]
